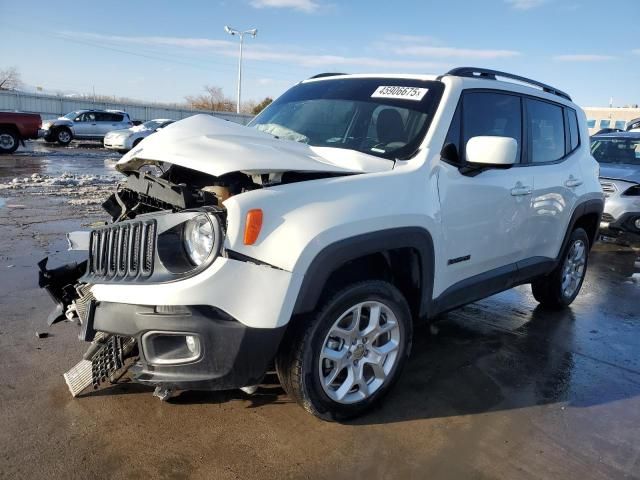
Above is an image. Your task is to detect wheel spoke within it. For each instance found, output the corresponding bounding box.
[356,378,370,398]
[372,340,399,357]
[335,366,356,401]
[321,346,347,364]
[367,360,387,381]
[323,364,344,386]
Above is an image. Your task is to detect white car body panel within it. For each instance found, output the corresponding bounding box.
[91,257,294,329]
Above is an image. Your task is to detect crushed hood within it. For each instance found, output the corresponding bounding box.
[599,164,640,184]
[116,114,394,176]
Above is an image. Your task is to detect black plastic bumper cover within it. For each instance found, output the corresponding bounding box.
[92,302,286,391]
[606,212,640,235]
[38,257,87,325]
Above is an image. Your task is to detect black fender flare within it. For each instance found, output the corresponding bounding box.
[292,227,435,318]
[558,198,604,259]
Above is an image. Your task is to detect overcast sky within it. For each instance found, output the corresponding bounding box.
[2,0,639,107]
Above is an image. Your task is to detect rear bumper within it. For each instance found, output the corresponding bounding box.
[91,302,286,391]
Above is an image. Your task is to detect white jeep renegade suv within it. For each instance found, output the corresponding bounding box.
[39,68,603,420]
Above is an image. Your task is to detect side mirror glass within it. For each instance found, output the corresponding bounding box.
[466,136,517,167]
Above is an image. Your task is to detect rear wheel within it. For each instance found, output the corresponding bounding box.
[0,128,19,154]
[56,127,72,146]
[531,228,589,308]
[276,280,412,421]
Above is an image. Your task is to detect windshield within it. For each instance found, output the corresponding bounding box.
[63,111,81,120]
[591,137,640,165]
[141,120,166,129]
[249,78,444,160]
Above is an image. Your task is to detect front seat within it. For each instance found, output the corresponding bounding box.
[376,109,406,145]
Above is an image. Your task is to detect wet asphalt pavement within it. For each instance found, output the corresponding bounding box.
[0,142,639,479]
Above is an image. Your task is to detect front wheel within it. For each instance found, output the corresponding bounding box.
[276,281,412,421]
[56,128,72,146]
[0,128,19,154]
[531,228,589,309]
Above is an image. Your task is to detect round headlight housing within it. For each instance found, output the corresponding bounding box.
[183,215,215,266]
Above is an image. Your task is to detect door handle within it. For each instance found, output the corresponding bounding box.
[510,183,532,196]
[565,177,583,188]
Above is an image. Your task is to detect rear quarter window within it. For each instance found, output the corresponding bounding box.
[526,98,565,163]
[567,108,580,152]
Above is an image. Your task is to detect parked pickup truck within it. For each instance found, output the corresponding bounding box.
[0,111,42,154]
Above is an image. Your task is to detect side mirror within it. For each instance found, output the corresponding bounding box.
[466,136,517,167]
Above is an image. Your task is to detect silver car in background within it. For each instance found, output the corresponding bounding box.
[591,132,640,242]
[104,119,174,153]
[42,109,132,146]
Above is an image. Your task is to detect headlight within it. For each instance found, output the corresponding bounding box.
[183,214,215,265]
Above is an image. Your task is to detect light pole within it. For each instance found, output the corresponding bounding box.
[224,25,257,114]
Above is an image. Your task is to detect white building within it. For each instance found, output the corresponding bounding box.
[583,107,640,135]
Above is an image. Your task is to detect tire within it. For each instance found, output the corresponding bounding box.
[531,228,590,309]
[55,127,72,146]
[276,280,413,421]
[0,128,19,154]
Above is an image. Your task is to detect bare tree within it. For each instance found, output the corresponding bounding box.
[185,85,235,112]
[0,67,22,90]
[252,97,273,115]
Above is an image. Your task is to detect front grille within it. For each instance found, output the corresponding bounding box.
[601,213,615,223]
[88,220,156,280]
[599,181,616,197]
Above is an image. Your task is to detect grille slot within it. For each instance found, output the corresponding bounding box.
[599,181,616,197]
[601,213,615,223]
[88,220,155,280]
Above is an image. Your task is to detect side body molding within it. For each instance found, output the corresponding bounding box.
[292,227,435,318]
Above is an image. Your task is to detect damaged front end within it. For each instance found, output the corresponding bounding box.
[37,115,369,399]
[37,163,241,397]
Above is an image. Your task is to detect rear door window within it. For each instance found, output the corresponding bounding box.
[526,99,566,163]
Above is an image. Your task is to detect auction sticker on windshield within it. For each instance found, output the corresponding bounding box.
[371,86,428,101]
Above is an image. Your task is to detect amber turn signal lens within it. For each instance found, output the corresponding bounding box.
[244,209,263,245]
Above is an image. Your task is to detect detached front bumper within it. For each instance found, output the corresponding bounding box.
[89,302,285,391]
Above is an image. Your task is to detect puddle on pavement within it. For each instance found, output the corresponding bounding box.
[0,142,122,182]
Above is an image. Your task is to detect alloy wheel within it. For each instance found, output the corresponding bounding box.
[561,239,586,298]
[318,301,401,404]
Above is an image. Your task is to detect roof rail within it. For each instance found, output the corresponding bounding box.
[445,67,572,101]
[308,72,348,79]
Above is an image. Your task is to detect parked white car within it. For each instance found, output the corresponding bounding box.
[104,119,174,153]
[39,68,603,421]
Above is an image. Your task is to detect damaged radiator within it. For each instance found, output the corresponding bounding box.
[64,333,136,397]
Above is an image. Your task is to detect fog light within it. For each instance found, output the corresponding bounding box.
[142,332,201,365]
[634,218,640,230]
[186,335,197,354]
